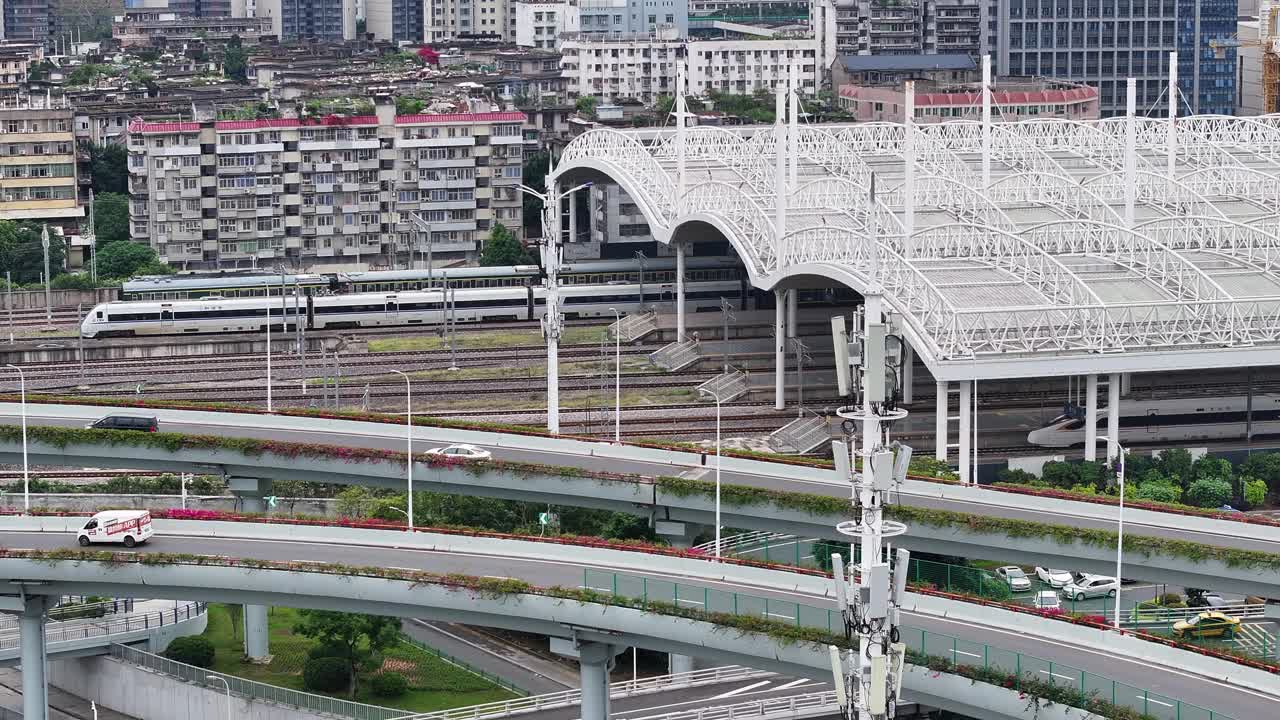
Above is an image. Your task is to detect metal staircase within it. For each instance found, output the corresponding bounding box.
[696,369,750,402]
[608,309,658,342]
[649,339,701,371]
[767,410,830,454]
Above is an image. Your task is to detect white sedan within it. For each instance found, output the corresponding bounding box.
[995,566,1032,592]
[1035,567,1074,588]
[425,444,492,460]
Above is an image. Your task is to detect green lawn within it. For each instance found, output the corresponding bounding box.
[201,604,517,712]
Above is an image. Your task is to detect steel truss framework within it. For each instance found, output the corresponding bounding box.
[555,115,1280,378]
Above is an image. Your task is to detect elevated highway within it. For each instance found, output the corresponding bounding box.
[1,404,1277,597]
[0,518,1270,720]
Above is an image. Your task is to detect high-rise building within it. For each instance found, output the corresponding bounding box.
[127,102,525,270]
[993,0,1238,116]
[166,0,234,16]
[813,0,986,58]
[426,0,510,41]
[366,0,424,42]
[3,0,51,42]
[257,0,357,41]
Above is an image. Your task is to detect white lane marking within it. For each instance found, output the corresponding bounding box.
[1038,670,1076,682]
[1140,696,1174,708]
[709,680,774,700]
[675,598,705,606]
[578,585,614,593]
[764,612,795,621]
[773,678,812,690]
[954,650,982,659]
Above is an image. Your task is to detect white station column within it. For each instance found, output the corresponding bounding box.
[20,597,52,720]
[774,290,786,410]
[958,381,971,483]
[1085,374,1099,462]
[786,290,797,338]
[542,180,564,435]
[567,190,577,245]
[675,243,687,340]
[935,380,948,462]
[1107,373,1121,462]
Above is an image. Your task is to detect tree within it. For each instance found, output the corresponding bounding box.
[96,241,167,280]
[575,96,597,117]
[222,35,248,82]
[94,192,129,245]
[396,97,425,115]
[1039,461,1079,489]
[66,64,106,87]
[1185,477,1233,509]
[1133,479,1182,504]
[293,611,400,697]
[88,144,128,195]
[0,222,65,285]
[164,636,215,667]
[1154,448,1194,488]
[479,223,532,266]
[335,486,372,518]
[521,151,551,235]
[1241,452,1280,493]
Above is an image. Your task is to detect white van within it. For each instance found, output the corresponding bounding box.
[77,511,154,548]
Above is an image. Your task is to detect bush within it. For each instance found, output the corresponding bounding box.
[996,467,1039,484]
[1159,593,1183,606]
[165,636,215,668]
[1185,477,1233,508]
[1068,483,1097,496]
[1133,480,1182,504]
[1040,461,1079,489]
[303,656,351,692]
[1243,477,1268,509]
[370,671,408,697]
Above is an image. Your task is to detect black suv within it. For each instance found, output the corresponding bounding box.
[86,415,159,432]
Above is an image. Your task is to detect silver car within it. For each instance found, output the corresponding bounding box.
[1060,575,1118,601]
[1035,567,1074,588]
[996,566,1032,592]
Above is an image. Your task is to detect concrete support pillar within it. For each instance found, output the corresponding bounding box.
[1120,372,1132,396]
[675,243,686,341]
[901,345,914,404]
[1107,373,1120,462]
[19,596,54,720]
[578,642,616,720]
[243,604,270,661]
[935,381,948,462]
[1084,374,1099,462]
[958,381,971,484]
[229,477,273,514]
[785,290,797,338]
[668,653,695,674]
[774,290,786,410]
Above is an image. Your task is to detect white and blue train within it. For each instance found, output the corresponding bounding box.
[1026,395,1280,447]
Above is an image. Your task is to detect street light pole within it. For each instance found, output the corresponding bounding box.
[609,307,620,443]
[6,271,12,344]
[6,364,26,514]
[208,675,231,720]
[390,370,413,531]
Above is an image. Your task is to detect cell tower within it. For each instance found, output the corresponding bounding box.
[827,175,912,720]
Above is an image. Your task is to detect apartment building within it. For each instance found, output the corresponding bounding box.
[113,12,273,47]
[561,32,820,105]
[165,0,234,15]
[515,1,581,49]
[426,0,510,42]
[366,0,425,43]
[993,0,1237,115]
[256,0,356,41]
[127,102,525,270]
[0,108,84,234]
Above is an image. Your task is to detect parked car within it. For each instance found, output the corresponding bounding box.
[1186,588,1227,608]
[424,444,492,460]
[85,415,159,432]
[1033,591,1061,611]
[1172,611,1241,639]
[995,566,1032,592]
[1035,567,1074,588]
[1061,575,1119,601]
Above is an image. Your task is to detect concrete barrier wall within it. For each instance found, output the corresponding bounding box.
[50,656,331,720]
[1,288,115,311]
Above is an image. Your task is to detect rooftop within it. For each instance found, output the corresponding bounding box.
[838,54,976,72]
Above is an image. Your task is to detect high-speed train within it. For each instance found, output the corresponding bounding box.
[79,280,743,338]
[1026,395,1280,447]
